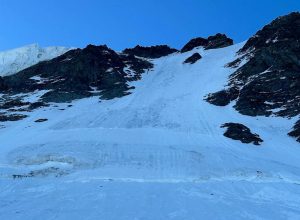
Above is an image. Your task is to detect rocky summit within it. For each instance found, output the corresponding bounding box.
[181,33,233,52]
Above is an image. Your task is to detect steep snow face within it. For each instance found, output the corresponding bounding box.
[1,43,300,220]
[0,44,71,76]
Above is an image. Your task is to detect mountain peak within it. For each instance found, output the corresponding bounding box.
[181,33,233,52]
[0,44,72,77]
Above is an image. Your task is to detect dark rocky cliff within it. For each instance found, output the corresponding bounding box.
[205,12,300,142]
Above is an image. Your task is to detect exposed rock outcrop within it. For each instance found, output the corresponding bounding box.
[35,118,48,123]
[0,100,30,109]
[221,123,263,145]
[205,87,239,106]
[12,167,67,179]
[207,12,300,117]
[0,114,27,122]
[205,12,300,142]
[183,53,202,64]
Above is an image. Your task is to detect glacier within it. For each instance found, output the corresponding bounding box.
[0,42,300,220]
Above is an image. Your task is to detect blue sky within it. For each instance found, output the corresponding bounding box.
[0,0,299,51]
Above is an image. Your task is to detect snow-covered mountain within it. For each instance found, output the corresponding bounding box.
[1,12,300,220]
[0,44,71,76]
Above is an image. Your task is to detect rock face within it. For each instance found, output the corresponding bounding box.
[205,87,239,106]
[181,33,233,52]
[207,12,300,117]
[221,123,263,145]
[205,12,300,142]
[123,45,178,59]
[0,45,153,103]
[183,53,202,64]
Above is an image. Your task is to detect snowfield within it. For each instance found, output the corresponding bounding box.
[1,43,300,220]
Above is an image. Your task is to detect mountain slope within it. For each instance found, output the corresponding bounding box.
[0,45,153,103]
[1,43,300,220]
[0,13,300,220]
[0,44,71,77]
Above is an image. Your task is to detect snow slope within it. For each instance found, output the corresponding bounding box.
[0,44,71,76]
[1,43,300,220]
